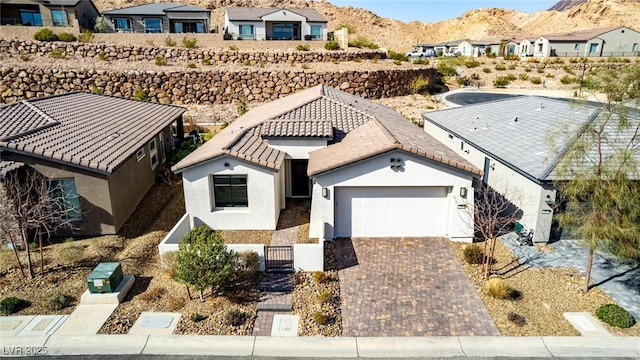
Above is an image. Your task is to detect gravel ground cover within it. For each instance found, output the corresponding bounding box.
[449,240,640,336]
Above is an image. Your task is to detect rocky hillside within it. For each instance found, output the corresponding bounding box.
[89,0,640,50]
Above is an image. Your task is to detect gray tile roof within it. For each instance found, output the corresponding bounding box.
[423,96,604,182]
[0,161,24,179]
[103,2,210,15]
[540,26,626,41]
[0,92,185,174]
[174,85,481,178]
[225,7,327,22]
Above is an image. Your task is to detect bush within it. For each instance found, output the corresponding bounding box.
[437,62,457,76]
[457,76,471,86]
[34,28,58,41]
[507,311,527,326]
[313,271,328,284]
[202,57,211,65]
[493,76,511,87]
[229,251,260,286]
[313,311,329,325]
[20,53,30,61]
[465,59,480,68]
[408,75,430,94]
[242,59,251,66]
[133,87,149,101]
[463,244,484,264]
[504,54,520,61]
[187,62,196,69]
[482,67,491,73]
[98,51,107,61]
[225,308,248,326]
[155,56,167,66]
[560,75,575,85]
[518,73,529,81]
[229,45,239,51]
[413,58,429,65]
[48,292,71,311]
[164,37,177,47]
[495,64,506,71]
[57,32,76,42]
[486,278,513,299]
[49,49,66,59]
[336,23,356,34]
[529,76,542,85]
[190,313,205,322]
[562,65,575,75]
[0,297,25,315]
[393,60,402,66]
[78,30,94,43]
[318,290,332,304]
[324,41,340,51]
[470,72,480,80]
[348,37,378,49]
[182,36,197,48]
[505,73,517,81]
[296,43,310,51]
[595,303,635,328]
[388,50,408,62]
[236,100,249,115]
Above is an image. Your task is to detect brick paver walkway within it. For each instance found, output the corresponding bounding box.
[336,237,500,337]
[252,273,294,336]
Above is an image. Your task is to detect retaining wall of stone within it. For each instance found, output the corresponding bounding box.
[0,67,439,105]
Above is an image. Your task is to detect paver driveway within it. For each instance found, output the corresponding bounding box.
[336,237,500,337]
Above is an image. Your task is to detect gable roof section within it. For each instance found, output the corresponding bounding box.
[540,26,624,41]
[104,3,210,15]
[0,92,185,175]
[0,161,24,179]
[423,96,602,182]
[174,84,481,177]
[225,7,327,22]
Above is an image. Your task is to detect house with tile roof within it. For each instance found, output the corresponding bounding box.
[532,26,640,57]
[0,0,100,30]
[172,85,481,241]
[224,7,327,41]
[0,92,185,236]
[423,96,640,243]
[103,2,211,33]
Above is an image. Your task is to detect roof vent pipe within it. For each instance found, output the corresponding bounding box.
[539,102,544,110]
[513,117,518,122]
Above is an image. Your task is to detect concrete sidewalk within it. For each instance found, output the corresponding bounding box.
[2,334,639,357]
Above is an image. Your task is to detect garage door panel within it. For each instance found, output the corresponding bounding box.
[334,187,448,238]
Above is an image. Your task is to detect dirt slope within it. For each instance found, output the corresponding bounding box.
[89,0,640,50]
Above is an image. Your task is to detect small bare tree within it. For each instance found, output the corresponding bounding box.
[0,168,78,278]
[469,180,524,279]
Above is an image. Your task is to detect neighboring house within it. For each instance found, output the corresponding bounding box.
[173,85,481,241]
[224,7,327,41]
[470,38,505,56]
[517,37,537,57]
[103,2,211,33]
[0,92,185,236]
[0,0,100,30]
[423,96,639,243]
[533,26,640,57]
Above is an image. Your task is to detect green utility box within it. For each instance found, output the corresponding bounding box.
[87,262,123,293]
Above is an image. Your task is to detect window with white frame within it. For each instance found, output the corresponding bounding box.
[136,148,145,161]
[212,175,248,208]
[48,178,81,221]
[149,138,158,169]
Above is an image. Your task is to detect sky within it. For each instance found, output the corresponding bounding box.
[330,0,560,23]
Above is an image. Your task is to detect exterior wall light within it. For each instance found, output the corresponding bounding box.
[322,188,329,198]
[459,187,468,198]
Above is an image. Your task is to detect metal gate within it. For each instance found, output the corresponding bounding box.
[265,246,293,272]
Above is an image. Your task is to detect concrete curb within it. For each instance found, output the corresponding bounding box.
[2,335,640,357]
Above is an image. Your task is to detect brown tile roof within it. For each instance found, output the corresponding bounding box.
[0,161,24,179]
[0,92,185,174]
[173,85,481,177]
[225,7,327,22]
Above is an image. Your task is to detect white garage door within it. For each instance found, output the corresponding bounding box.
[334,187,448,238]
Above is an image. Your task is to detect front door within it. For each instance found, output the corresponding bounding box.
[291,159,310,197]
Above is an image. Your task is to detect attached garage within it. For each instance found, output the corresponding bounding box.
[334,186,449,238]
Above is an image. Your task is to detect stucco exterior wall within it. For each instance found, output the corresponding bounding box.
[534,38,550,57]
[424,121,555,243]
[550,39,603,57]
[182,156,280,230]
[309,149,475,241]
[599,27,640,54]
[266,139,327,160]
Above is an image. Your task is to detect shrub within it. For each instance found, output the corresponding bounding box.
[464,59,480,68]
[0,297,25,315]
[493,76,511,87]
[225,308,248,326]
[182,36,197,48]
[300,63,310,69]
[457,76,471,86]
[545,73,555,78]
[536,68,545,74]
[155,56,167,66]
[94,16,113,33]
[318,290,332,304]
[523,67,532,72]
[313,271,328,284]
[408,75,430,94]
[560,75,574,85]
[49,49,67,60]
[98,51,107,61]
[351,57,361,63]
[507,311,527,326]
[482,67,491,73]
[393,60,402,66]
[20,53,30,61]
[529,76,542,85]
[133,87,149,101]
[562,65,575,75]
[139,287,166,302]
[324,41,340,51]
[202,57,211,65]
[470,72,480,80]
[463,244,484,264]
[164,37,177,47]
[504,54,520,61]
[34,28,58,41]
[229,45,239,51]
[160,251,178,278]
[230,251,260,286]
[518,73,529,81]
[313,311,329,325]
[78,30,94,43]
[495,64,506,71]
[236,100,249,116]
[296,43,310,51]
[336,23,356,34]
[187,62,196,69]
[242,59,251,66]
[146,40,155,46]
[552,57,564,64]
[388,50,408,62]
[595,304,635,328]
[527,58,539,63]
[486,278,512,299]
[437,62,457,76]
[190,313,205,322]
[413,58,429,65]
[57,32,76,42]
[348,37,378,49]
[48,292,71,311]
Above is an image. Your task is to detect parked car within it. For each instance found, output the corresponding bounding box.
[406,49,436,58]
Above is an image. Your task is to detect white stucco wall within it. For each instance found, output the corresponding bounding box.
[309,149,475,242]
[266,139,327,160]
[181,156,280,230]
[533,38,550,57]
[424,121,555,243]
[224,19,263,40]
[293,241,324,271]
